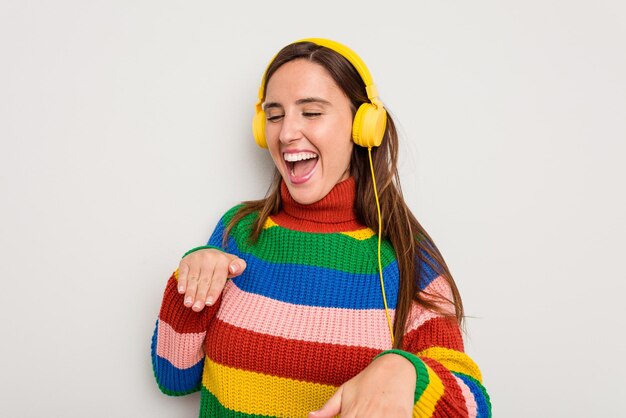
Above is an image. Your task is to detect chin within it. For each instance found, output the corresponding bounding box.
[287,186,321,205]
[282,177,328,205]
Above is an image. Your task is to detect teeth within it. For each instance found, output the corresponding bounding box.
[283,152,318,162]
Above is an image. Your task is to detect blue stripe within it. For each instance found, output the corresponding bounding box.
[207,216,229,249]
[151,321,203,395]
[418,248,441,290]
[207,211,442,309]
[208,215,401,309]
[229,239,401,309]
[454,373,492,418]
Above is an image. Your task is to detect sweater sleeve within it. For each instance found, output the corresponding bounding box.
[150,206,240,395]
[150,271,221,395]
[379,253,492,417]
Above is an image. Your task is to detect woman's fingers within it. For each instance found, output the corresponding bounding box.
[206,260,230,306]
[177,249,246,311]
[183,266,201,308]
[227,257,247,279]
[192,263,215,312]
[177,262,190,294]
[308,386,343,418]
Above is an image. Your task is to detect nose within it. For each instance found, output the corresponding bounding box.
[278,112,303,144]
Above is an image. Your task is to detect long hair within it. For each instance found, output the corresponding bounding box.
[225,41,464,348]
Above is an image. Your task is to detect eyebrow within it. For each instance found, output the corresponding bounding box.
[264,97,332,110]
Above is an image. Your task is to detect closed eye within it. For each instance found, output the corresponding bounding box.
[303,112,322,118]
[266,114,284,122]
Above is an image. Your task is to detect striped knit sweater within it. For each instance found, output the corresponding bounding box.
[151,177,491,417]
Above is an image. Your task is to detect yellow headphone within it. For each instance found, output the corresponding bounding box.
[252,38,396,347]
[252,38,388,150]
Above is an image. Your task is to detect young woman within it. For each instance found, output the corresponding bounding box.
[151,38,491,418]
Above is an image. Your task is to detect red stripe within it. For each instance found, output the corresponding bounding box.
[422,357,469,418]
[205,318,379,386]
[402,317,464,353]
[158,275,221,334]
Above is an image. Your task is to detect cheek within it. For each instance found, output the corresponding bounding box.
[265,138,283,170]
[264,123,278,146]
[338,126,355,156]
[321,127,353,169]
[342,142,355,167]
[265,124,280,150]
[325,140,354,173]
[268,147,283,170]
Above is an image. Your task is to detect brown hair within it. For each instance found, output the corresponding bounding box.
[225,41,464,348]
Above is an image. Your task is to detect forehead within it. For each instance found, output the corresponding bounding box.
[264,59,344,102]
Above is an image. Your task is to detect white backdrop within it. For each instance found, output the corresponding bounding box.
[1,1,625,417]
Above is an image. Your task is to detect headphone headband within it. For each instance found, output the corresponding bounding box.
[256,38,381,106]
[297,38,379,101]
[253,38,387,149]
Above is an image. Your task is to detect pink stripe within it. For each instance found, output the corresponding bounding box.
[156,320,206,369]
[455,375,478,418]
[217,282,394,350]
[406,275,456,332]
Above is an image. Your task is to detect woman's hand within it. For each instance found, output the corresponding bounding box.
[309,353,416,418]
[177,249,246,312]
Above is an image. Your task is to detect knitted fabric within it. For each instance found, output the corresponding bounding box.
[151,177,491,417]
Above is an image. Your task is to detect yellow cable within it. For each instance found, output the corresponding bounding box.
[368,147,395,347]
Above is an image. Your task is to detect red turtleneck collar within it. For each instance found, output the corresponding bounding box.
[270,177,367,233]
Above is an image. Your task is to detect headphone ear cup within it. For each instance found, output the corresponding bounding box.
[352,103,387,148]
[252,109,268,148]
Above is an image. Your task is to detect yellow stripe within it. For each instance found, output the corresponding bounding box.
[413,364,444,417]
[201,356,337,417]
[264,217,373,241]
[341,228,375,240]
[417,347,483,383]
[263,217,279,230]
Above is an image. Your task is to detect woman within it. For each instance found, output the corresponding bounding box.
[151,38,491,417]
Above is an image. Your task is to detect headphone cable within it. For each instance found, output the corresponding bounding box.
[368,147,395,347]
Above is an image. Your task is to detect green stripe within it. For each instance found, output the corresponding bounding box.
[156,384,200,397]
[220,204,246,226]
[182,245,222,258]
[413,356,430,404]
[228,212,397,274]
[199,387,271,417]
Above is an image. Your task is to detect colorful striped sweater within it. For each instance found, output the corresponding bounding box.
[151,177,491,417]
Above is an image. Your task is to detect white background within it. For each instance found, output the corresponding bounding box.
[1,1,625,417]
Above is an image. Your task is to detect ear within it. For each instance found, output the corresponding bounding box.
[352,101,387,148]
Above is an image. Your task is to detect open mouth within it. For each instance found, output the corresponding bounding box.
[284,151,319,184]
